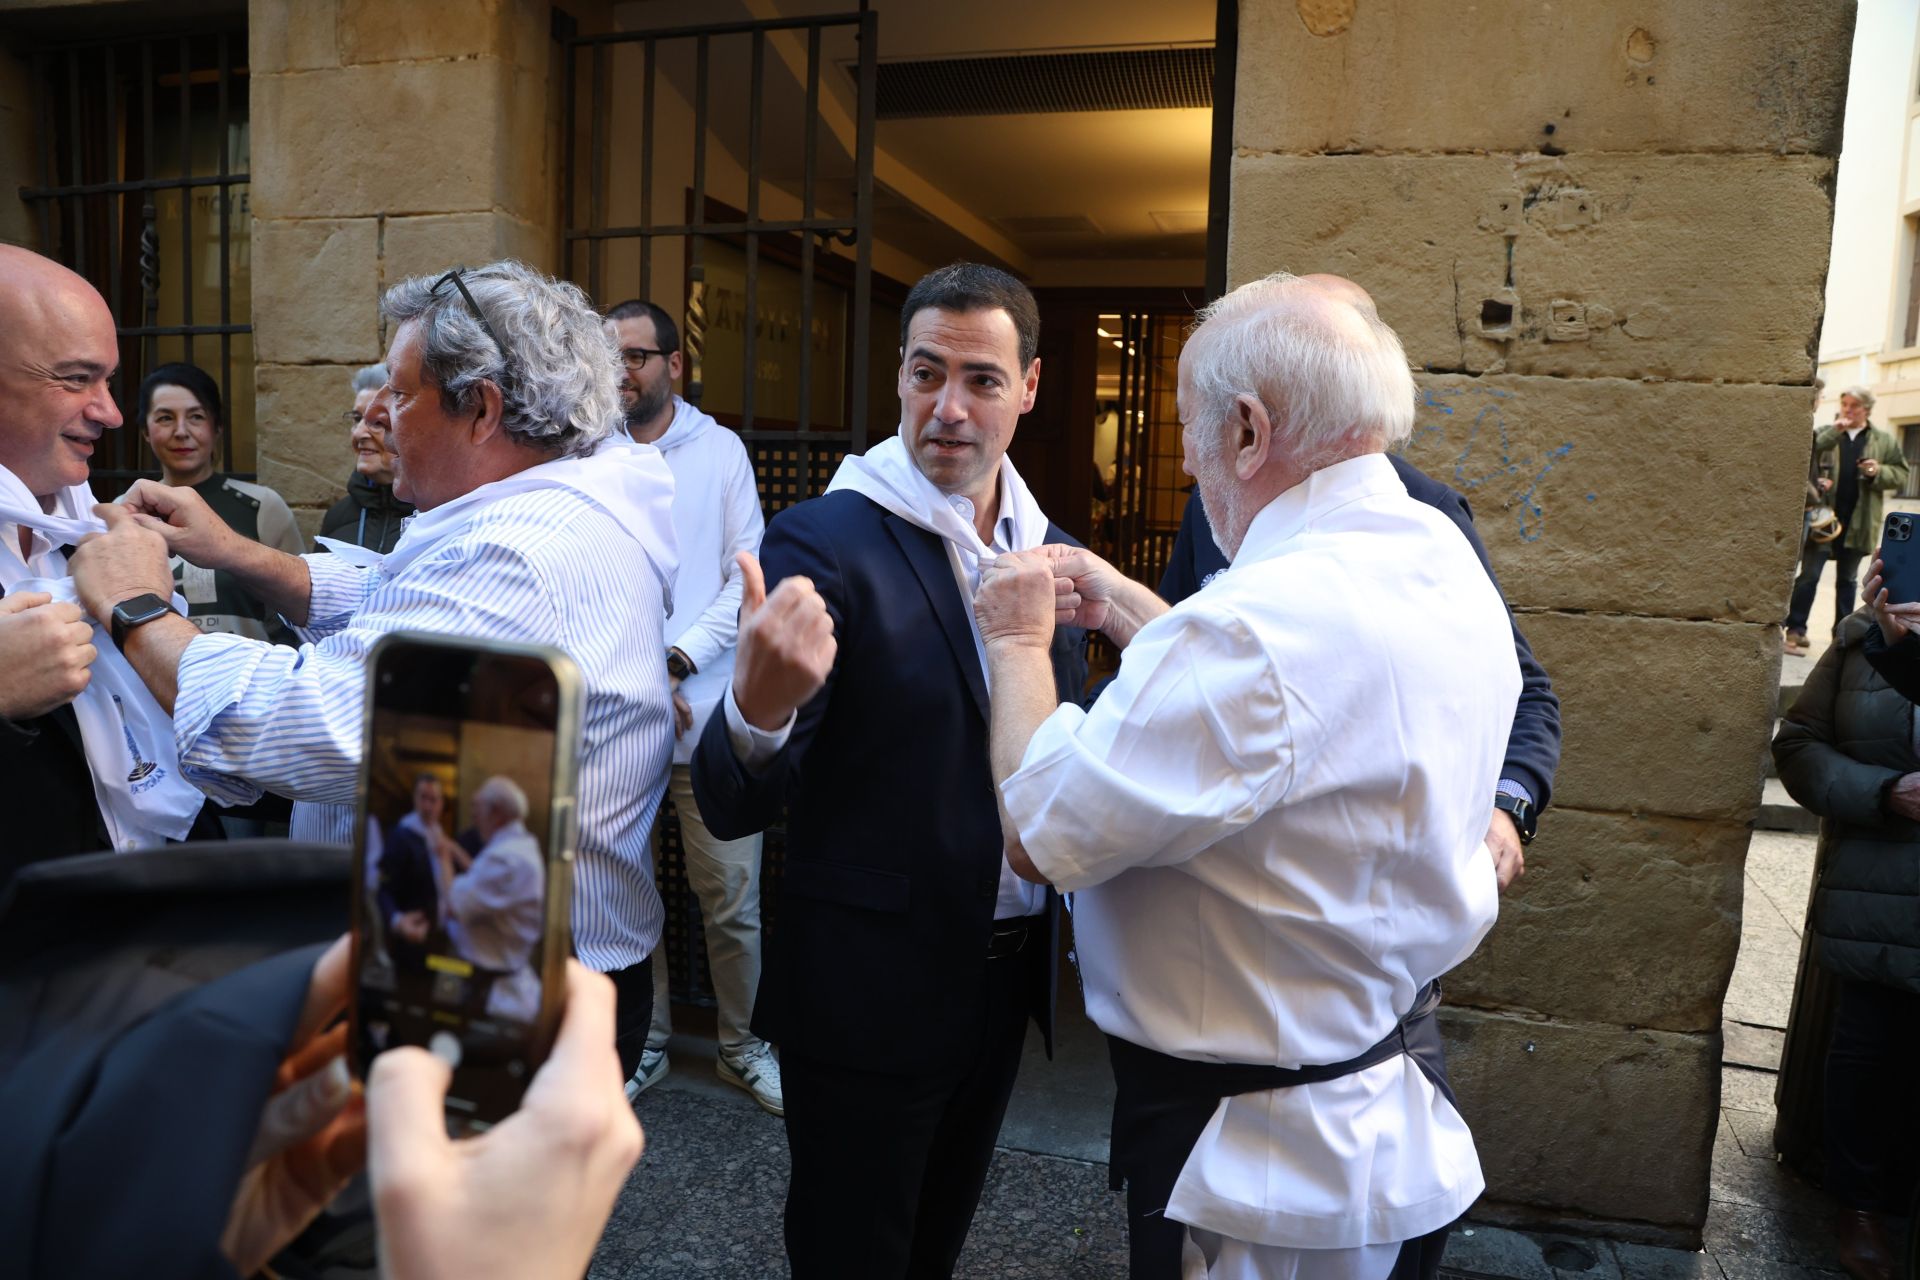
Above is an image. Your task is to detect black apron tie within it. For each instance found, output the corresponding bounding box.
[1105,981,1454,1279]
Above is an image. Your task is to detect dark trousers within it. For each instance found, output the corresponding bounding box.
[1824,977,1920,1212]
[606,956,655,1081]
[1786,540,1864,635]
[780,941,1034,1279]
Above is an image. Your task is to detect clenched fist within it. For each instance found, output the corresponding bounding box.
[729,552,837,731]
[0,591,97,720]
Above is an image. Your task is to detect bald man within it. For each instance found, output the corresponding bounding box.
[0,245,220,871]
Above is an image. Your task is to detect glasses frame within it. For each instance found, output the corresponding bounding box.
[619,346,671,370]
[430,267,516,387]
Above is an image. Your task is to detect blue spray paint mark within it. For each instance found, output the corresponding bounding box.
[1399,385,1576,543]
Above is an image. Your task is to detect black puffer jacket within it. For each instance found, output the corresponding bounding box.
[316,472,412,555]
[1774,610,1920,993]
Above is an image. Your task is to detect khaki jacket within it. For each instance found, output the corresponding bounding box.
[1812,422,1910,552]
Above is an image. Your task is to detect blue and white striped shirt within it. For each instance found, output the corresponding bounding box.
[172,485,675,971]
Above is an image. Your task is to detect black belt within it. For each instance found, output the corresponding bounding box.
[1105,981,1453,1279]
[987,915,1038,960]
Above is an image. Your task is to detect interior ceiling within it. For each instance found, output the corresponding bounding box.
[610,0,1216,277]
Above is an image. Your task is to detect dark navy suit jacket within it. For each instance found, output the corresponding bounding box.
[1158,454,1562,809]
[692,490,1088,1075]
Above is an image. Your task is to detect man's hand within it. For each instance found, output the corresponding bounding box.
[975,550,1061,650]
[0,591,96,719]
[1486,808,1525,891]
[367,961,644,1280]
[221,936,369,1276]
[1888,773,1920,822]
[117,478,248,570]
[1861,457,1882,480]
[392,911,432,946]
[672,691,694,739]
[1033,543,1169,649]
[69,505,175,626]
[1864,554,1920,645]
[730,551,836,732]
[1817,477,1834,493]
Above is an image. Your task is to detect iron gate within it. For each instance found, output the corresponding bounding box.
[18,27,253,494]
[560,9,879,1009]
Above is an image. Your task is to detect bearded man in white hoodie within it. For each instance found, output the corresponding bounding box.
[70,260,680,1079]
[604,298,779,1115]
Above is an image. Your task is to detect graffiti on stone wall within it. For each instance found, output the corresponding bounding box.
[1404,384,1579,543]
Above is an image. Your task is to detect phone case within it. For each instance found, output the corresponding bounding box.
[347,631,585,1127]
[1882,513,1920,608]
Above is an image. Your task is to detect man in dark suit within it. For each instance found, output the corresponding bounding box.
[0,245,221,881]
[377,774,452,969]
[693,262,1087,1278]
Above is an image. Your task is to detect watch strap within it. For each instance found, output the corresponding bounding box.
[1493,791,1538,845]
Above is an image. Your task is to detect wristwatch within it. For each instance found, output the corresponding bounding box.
[665,647,696,682]
[1493,792,1538,845]
[110,592,177,650]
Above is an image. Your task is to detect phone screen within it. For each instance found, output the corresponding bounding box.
[351,636,575,1127]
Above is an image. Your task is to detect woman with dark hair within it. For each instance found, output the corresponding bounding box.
[1773,606,1920,1280]
[127,361,305,642]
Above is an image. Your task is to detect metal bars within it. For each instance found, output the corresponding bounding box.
[560,9,876,512]
[19,30,253,493]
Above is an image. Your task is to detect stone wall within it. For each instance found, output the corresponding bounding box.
[247,0,564,539]
[1229,0,1852,1247]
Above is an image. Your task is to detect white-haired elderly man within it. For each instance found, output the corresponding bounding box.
[1785,384,1909,654]
[68,260,680,1077]
[966,273,1520,1279]
[444,775,548,1023]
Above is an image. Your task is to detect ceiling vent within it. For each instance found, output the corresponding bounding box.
[996,214,1103,236]
[871,46,1213,119]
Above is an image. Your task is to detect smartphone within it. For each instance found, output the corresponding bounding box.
[349,632,583,1130]
[1881,513,1920,606]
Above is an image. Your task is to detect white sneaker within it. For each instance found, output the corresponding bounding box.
[717,1043,784,1116]
[625,1047,669,1103]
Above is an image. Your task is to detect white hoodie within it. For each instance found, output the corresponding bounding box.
[649,397,764,764]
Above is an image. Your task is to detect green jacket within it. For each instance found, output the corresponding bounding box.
[1812,422,1909,552]
[1773,610,1920,994]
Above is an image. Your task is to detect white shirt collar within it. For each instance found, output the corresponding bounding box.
[1236,453,1404,565]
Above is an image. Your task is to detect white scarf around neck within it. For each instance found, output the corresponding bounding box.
[0,469,205,850]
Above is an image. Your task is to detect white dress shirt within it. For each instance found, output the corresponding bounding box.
[447,819,546,972]
[172,444,679,972]
[1001,454,1520,1271]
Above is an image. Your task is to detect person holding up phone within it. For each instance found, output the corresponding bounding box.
[67,260,683,1082]
[1784,387,1909,654]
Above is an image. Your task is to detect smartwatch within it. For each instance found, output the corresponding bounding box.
[1493,792,1538,845]
[665,647,696,682]
[109,592,177,650]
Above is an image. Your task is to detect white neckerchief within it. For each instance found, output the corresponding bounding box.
[826,429,1051,666]
[0,469,205,850]
[319,437,679,615]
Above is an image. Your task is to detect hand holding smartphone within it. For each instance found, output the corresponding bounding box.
[349,633,583,1131]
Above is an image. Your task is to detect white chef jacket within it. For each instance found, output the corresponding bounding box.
[1001,453,1520,1265]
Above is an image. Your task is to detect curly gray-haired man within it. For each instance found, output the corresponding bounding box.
[71,259,683,1076]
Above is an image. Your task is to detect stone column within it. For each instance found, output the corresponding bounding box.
[1229,0,1852,1247]
[247,0,557,538]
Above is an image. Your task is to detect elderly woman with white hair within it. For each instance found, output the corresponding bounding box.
[317,362,414,554]
[1786,384,1910,654]
[70,259,681,1083]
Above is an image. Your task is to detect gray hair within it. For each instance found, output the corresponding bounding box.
[380,260,623,458]
[1841,384,1877,412]
[351,363,388,394]
[474,775,529,822]
[1184,272,1416,470]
